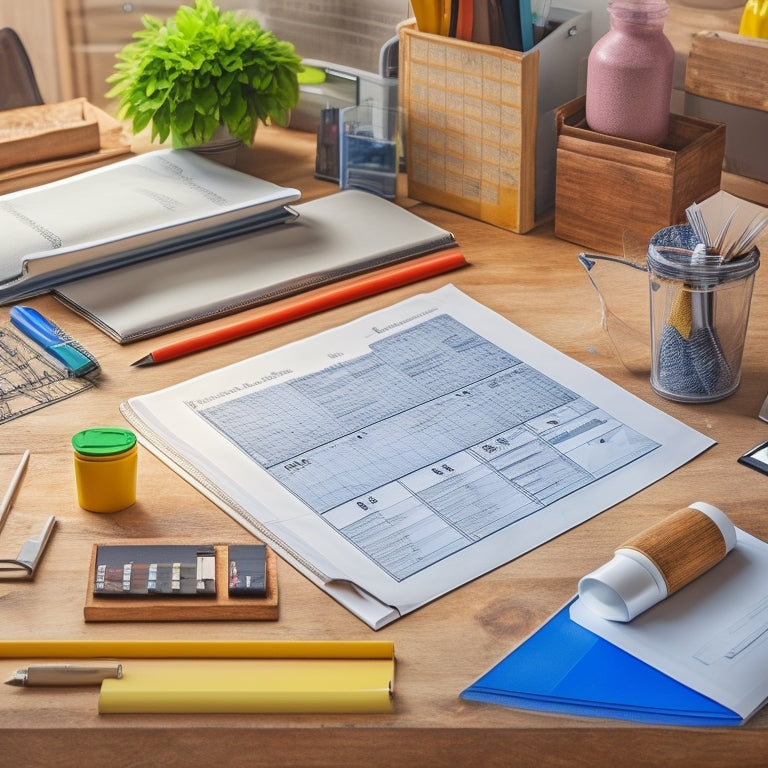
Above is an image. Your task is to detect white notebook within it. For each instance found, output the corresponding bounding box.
[0,149,301,303]
[54,190,457,343]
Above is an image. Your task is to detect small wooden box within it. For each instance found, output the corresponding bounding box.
[554,96,726,254]
[398,10,591,233]
[684,31,768,184]
[0,98,101,171]
[0,98,132,194]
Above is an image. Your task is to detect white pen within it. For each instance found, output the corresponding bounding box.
[4,663,122,687]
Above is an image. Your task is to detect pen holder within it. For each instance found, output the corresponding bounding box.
[398,9,592,232]
[578,502,736,621]
[72,427,138,513]
[648,225,760,403]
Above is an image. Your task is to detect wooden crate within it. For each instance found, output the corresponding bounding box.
[0,98,100,171]
[685,31,768,113]
[0,99,131,194]
[554,96,726,254]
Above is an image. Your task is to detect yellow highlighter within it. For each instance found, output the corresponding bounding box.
[412,0,444,34]
[739,0,768,38]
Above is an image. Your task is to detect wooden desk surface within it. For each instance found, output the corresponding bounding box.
[2,126,768,768]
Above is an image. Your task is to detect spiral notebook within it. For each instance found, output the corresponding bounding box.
[54,189,457,343]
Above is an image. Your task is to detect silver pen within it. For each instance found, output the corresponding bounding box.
[5,663,122,687]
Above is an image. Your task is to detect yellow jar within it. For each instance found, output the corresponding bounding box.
[72,427,137,513]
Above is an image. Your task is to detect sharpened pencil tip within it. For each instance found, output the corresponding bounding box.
[131,354,155,367]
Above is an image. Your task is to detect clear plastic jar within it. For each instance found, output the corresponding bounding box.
[647,225,760,402]
[585,0,675,145]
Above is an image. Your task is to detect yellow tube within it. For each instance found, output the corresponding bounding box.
[739,0,768,39]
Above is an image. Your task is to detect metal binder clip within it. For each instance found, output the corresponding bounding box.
[0,451,55,580]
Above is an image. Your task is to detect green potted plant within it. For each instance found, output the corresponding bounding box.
[106,0,303,149]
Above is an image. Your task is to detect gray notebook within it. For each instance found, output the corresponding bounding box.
[54,190,457,343]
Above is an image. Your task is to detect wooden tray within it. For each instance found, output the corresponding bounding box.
[0,98,132,194]
[0,98,101,171]
[84,541,279,622]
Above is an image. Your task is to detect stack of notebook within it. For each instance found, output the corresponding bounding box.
[1,148,461,343]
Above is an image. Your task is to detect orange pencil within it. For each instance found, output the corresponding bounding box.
[131,249,468,366]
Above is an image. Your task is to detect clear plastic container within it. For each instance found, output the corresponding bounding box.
[648,225,760,402]
[339,104,400,199]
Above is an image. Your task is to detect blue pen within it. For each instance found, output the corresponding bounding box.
[9,306,100,379]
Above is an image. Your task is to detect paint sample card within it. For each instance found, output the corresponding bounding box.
[228,544,267,597]
[93,544,216,597]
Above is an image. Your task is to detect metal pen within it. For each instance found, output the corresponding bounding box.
[5,663,122,687]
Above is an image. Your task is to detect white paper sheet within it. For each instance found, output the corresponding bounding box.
[122,285,714,628]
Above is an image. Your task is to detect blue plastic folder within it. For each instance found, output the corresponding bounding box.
[460,600,741,726]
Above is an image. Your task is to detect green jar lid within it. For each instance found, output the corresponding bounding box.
[72,427,136,456]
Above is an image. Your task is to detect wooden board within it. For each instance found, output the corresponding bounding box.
[0,98,132,194]
[0,98,101,171]
[84,541,279,622]
[685,30,768,112]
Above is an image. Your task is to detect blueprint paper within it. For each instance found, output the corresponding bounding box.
[0,324,91,422]
[121,285,714,628]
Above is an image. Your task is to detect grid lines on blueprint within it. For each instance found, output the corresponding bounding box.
[194,314,659,581]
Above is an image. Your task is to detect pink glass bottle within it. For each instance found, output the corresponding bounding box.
[585,0,675,145]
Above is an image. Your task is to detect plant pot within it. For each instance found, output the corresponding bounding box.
[189,125,243,166]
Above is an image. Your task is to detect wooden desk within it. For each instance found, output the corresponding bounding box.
[1,126,768,768]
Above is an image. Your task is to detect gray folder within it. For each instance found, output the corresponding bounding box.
[54,190,457,343]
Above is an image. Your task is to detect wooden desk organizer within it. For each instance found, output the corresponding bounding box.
[84,541,279,622]
[554,96,726,254]
[398,11,591,233]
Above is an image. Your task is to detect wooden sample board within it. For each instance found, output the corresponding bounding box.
[84,541,278,622]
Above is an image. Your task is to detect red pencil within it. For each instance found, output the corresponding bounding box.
[131,248,468,366]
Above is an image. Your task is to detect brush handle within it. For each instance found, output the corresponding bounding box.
[620,503,734,594]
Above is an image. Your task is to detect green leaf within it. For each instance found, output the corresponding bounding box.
[173,100,196,133]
